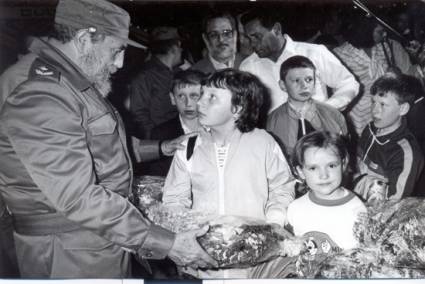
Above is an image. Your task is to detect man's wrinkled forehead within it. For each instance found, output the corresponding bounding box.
[207,17,233,31]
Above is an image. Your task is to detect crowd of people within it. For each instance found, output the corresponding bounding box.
[1,0,425,280]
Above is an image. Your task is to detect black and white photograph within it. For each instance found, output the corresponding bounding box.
[0,0,425,282]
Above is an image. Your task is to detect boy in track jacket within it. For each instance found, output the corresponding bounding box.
[357,73,424,201]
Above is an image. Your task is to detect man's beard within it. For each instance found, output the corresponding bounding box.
[79,49,114,97]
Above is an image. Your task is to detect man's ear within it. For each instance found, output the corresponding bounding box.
[169,92,176,106]
[202,33,211,51]
[272,22,282,36]
[400,102,410,116]
[279,80,287,92]
[73,29,93,54]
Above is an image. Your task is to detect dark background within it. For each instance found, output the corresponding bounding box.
[0,0,417,72]
[0,0,421,118]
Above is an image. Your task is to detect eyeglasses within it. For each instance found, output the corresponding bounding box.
[207,29,234,41]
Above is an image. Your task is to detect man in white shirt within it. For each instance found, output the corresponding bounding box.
[240,9,359,113]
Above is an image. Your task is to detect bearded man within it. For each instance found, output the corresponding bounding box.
[0,0,216,278]
[191,11,245,74]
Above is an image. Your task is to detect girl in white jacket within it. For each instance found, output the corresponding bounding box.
[162,69,296,278]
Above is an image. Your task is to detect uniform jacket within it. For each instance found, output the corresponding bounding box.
[358,121,424,199]
[0,38,174,276]
[191,53,245,74]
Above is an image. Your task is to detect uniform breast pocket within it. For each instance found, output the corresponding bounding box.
[88,113,117,136]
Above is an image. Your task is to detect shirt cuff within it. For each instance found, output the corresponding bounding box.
[266,209,287,227]
[138,224,176,259]
[325,96,352,110]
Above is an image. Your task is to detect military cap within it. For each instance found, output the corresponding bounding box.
[55,0,146,49]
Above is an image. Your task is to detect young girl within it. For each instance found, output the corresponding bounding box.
[162,69,295,278]
[288,131,367,251]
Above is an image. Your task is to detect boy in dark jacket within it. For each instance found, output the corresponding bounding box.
[356,73,424,201]
[145,70,204,176]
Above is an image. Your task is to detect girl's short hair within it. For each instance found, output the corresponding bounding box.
[202,69,266,132]
[292,131,349,169]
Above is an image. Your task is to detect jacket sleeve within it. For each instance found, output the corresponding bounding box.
[387,140,423,200]
[131,137,161,163]
[313,45,360,110]
[3,80,175,259]
[264,138,296,226]
[162,148,192,208]
[130,72,154,139]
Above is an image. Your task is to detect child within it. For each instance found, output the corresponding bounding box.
[267,55,348,156]
[288,131,367,251]
[162,68,295,278]
[145,70,204,176]
[356,72,424,201]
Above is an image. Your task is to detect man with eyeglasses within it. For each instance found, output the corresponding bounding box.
[191,11,245,74]
[240,9,359,113]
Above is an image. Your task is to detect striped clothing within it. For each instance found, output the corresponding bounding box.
[333,40,415,136]
[358,121,424,199]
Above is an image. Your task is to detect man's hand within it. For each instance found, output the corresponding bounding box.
[161,132,198,156]
[168,225,218,269]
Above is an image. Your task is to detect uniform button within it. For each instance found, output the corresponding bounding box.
[145,251,153,258]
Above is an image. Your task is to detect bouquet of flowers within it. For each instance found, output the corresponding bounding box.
[197,216,304,268]
[131,175,165,209]
[131,176,304,268]
[353,198,425,270]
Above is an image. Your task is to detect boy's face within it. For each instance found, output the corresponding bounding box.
[171,85,201,120]
[371,92,407,129]
[197,86,236,129]
[280,67,315,103]
[297,146,345,200]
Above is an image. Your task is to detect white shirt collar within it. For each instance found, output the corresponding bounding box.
[276,34,296,64]
[179,115,200,134]
[209,53,236,70]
